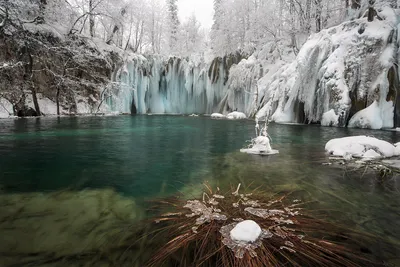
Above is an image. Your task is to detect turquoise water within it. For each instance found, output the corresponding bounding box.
[0,116,399,263]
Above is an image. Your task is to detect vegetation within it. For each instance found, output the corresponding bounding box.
[145,184,381,267]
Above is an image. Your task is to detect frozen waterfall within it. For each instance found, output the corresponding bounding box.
[107,54,250,115]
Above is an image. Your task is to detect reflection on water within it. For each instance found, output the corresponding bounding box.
[0,116,399,266]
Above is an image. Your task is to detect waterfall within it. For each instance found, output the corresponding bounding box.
[107,55,238,115]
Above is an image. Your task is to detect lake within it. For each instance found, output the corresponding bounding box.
[0,115,399,266]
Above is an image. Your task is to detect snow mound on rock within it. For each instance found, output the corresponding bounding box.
[211,113,226,119]
[348,101,394,130]
[321,109,339,127]
[240,136,279,156]
[230,220,262,242]
[227,112,247,120]
[0,98,13,118]
[325,136,399,159]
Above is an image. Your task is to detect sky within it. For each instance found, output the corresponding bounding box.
[177,0,214,29]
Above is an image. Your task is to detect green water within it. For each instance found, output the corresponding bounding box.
[0,115,399,264]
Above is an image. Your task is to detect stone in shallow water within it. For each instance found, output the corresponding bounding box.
[240,136,279,155]
[230,220,262,242]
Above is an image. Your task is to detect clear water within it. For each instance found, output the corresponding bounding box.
[0,116,399,264]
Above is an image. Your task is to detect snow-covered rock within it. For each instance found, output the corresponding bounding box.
[0,98,13,118]
[211,113,226,119]
[37,97,58,115]
[256,6,398,129]
[321,109,339,127]
[230,220,262,242]
[325,136,400,159]
[226,111,247,120]
[348,101,394,129]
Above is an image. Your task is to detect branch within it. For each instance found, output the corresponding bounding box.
[0,4,8,28]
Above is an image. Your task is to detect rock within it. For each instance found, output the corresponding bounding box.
[17,106,38,117]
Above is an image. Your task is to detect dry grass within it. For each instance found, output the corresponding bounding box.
[145,184,382,267]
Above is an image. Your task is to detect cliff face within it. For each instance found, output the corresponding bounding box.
[0,22,121,118]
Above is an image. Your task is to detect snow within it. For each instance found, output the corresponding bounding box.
[325,136,400,159]
[0,98,13,118]
[38,97,57,115]
[348,101,394,130]
[362,149,382,159]
[211,113,226,119]
[240,136,279,156]
[230,220,262,243]
[321,109,339,127]
[255,10,397,129]
[226,112,247,120]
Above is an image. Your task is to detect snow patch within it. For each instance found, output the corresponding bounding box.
[348,101,394,130]
[321,109,339,127]
[38,98,57,115]
[255,11,397,129]
[325,136,399,159]
[0,98,13,118]
[240,136,279,156]
[211,113,226,119]
[226,112,247,120]
[230,220,262,243]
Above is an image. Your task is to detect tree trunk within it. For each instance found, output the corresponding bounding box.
[305,0,311,33]
[89,0,95,37]
[56,87,60,115]
[31,86,41,115]
[315,0,322,32]
[106,25,119,45]
[367,0,375,22]
[351,0,360,9]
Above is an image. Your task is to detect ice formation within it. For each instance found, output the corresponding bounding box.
[255,5,399,129]
[107,55,234,115]
[325,136,400,159]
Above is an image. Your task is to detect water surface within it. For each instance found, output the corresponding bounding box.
[0,116,399,264]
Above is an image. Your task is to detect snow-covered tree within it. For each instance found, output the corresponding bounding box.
[210,0,349,56]
[179,13,203,56]
[167,0,179,54]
